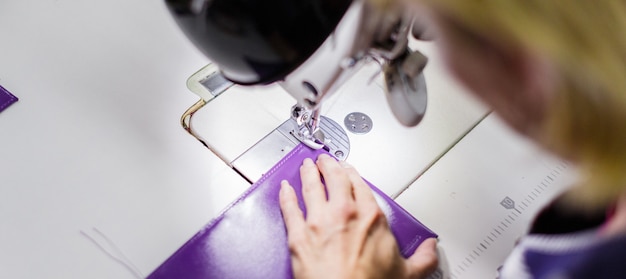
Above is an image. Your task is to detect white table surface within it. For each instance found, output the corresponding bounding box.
[0,1,575,278]
[0,1,250,278]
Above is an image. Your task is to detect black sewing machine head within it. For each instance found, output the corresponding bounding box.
[166,0,429,135]
[165,0,352,85]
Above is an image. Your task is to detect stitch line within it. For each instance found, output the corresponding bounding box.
[0,86,18,111]
[0,96,17,111]
[162,144,308,261]
[401,234,423,256]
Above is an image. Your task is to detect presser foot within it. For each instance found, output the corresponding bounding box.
[290,104,329,150]
[291,128,326,150]
[288,116,350,160]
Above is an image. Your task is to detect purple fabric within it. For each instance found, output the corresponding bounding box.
[148,143,437,279]
[0,85,18,113]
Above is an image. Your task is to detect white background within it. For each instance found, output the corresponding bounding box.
[0,1,250,278]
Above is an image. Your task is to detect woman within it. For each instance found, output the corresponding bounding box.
[278,1,626,278]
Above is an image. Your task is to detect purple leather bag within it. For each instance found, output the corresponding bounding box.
[148,143,436,279]
[0,85,18,113]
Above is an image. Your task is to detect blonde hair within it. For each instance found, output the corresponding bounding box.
[421,1,626,208]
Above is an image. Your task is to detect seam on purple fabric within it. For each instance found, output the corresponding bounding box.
[0,85,18,112]
[164,144,307,259]
[255,143,305,188]
[402,235,424,256]
[364,178,436,256]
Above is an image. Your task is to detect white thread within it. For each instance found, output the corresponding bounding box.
[80,228,144,279]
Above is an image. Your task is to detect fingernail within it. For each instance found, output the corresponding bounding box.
[317,154,331,163]
[302,158,314,167]
[280,180,288,196]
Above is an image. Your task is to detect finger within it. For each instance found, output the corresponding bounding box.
[279,180,307,234]
[299,158,327,217]
[316,154,353,205]
[341,161,381,217]
[405,238,439,278]
[339,161,378,207]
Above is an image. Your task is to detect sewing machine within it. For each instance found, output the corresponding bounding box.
[164,0,577,278]
[165,0,488,193]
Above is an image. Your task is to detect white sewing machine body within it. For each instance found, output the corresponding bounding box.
[184,39,487,194]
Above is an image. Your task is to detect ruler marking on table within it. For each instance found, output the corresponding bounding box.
[450,164,570,279]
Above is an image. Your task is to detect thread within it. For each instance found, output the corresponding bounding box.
[80,228,144,279]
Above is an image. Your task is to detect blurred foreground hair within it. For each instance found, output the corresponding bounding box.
[422,0,626,208]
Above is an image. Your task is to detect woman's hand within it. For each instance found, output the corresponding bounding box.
[279,153,438,279]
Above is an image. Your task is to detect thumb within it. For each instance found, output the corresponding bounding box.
[405,238,439,279]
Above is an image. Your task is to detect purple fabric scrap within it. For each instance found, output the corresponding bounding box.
[0,85,18,113]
